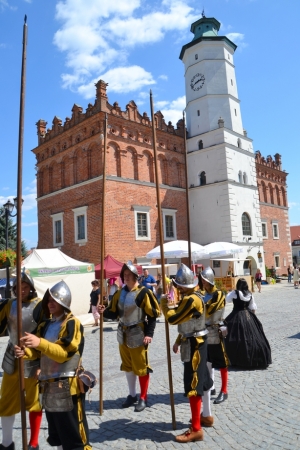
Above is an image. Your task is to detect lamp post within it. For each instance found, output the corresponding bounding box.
[3,198,18,298]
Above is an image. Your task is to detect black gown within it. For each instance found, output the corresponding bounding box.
[224,291,272,369]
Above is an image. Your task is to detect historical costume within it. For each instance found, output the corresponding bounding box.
[0,272,43,450]
[101,261,159,412]
[16,281,92,450]
[201,267,229,405]
[225,278,272,369]
[161,264,213,443]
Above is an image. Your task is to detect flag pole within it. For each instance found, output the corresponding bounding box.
[183,111,192,269]
[99,113,107,415]
[150,90,176,430]
[16,15,28,450]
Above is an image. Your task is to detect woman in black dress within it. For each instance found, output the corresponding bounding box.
[224,278,271,369]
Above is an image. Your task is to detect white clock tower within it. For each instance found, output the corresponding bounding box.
[180,15,264,275]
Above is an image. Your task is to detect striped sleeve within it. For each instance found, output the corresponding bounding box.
[161,293,204,325]
[206,290,225,317]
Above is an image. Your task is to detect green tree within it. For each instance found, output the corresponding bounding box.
[0,207,28,258]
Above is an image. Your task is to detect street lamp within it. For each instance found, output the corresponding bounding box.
[3,199,18,299]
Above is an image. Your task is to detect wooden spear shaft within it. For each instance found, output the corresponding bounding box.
[150,91,176,430]
[183,112,192,269]
[16,15,28,450]
[99,113,107,415]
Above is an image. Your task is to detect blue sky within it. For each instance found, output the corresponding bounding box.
[0,0,299,249]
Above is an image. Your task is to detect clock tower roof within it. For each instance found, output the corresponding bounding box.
[179,15,237,60]
[190,16,220,39]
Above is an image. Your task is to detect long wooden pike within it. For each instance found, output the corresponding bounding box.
[150,91,176,430]
[99,113,108,415]
[16,15,28,450]
[183,111,192,269]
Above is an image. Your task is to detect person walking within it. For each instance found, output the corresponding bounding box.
[287,266,292,283]
[224,278,272,369]
[293,266,299,289]
[0,272,43,450]
[255,268,262,293]
[160,264,213,443]
[90,280,100,326]
[140,268,156,292]
[15,280,92,450]
[99,261,160,412]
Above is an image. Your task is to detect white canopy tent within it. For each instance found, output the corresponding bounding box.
[146,240,208,260]
[21,249,94,322]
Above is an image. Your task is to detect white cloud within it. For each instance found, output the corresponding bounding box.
[53,0,197,96]
[2,187,9,191]
[226,32,248,49]
[77,66,155,98]
[0,0,16,10]
[158,75,168,81]
[23,222,38,227]
[157,95,186,125]
[289,202,299,209]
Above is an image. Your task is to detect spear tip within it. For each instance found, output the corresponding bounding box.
[24,14,27,24]
[150,89,152,96]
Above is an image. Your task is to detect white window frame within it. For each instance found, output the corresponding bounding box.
[274,255,280,268]
[162,208,177,241]
[272,223,279,240]
[261,222,268,239]
[72,206,88,244]
[133,205,151,241]
[50,212,64,247]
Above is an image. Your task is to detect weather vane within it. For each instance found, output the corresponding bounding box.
[202,8,205,18]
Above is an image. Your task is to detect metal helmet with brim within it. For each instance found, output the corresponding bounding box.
[120,260,138,283]
[174,263,198,289]
[43,280,72,312]
[201,266,215,286]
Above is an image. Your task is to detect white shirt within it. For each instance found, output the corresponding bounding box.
[226,290,257,311]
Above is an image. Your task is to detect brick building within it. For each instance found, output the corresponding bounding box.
[255,151,292,272]
[290,226,300,266]
[32,80,188,264]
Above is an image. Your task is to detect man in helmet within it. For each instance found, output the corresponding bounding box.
[0,272,43,450]
[160,264,213,443]
[15,280,92,450]
[98,261,160,412]
[201,267,229,405]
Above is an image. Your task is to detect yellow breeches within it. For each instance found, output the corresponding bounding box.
[119,343,152,377]
[0,370,41,416]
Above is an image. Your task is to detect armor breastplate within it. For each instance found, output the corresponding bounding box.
[206,307,225,326]
[178,293,207,337]
[39,320,80,380]
[8,298,39,345]
[118,288,146,327]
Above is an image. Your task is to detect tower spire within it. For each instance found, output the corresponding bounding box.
[202,8,205,18]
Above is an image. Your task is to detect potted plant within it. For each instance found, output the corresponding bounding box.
[0,249,17,269]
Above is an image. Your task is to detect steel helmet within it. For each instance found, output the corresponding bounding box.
[13,269,35,294]
[201,266,215,286]
[174,263,198,289]
[120,260,138,283]
[44,280,72,311]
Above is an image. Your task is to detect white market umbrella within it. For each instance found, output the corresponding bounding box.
[203,242,244,258]
[146,240,208,260]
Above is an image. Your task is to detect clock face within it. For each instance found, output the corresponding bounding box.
[190,73,205,91]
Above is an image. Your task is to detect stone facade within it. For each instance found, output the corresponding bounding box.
[32,81,188,264]
[256,151,292,273]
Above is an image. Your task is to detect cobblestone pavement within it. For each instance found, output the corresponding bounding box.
[1,282,300,449]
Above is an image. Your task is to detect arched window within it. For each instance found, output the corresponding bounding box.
[261,181,267,203]
[238,170,243,183]
[242,213,251,236]
[281,187,286,207]
[275,185,281,205]
[199,171,206,186]
[243,172,248,185]
[198,140,203,150]
[269,183,274,204]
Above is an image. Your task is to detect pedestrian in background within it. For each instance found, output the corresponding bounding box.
[287,266,292,283]
[90,280,100,326]
[255,268,262,293]
[141,268,156,292]
[293,267,299,289]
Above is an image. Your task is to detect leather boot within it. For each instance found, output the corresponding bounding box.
[175,428,204,443]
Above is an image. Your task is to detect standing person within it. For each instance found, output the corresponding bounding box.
[201,267,229,405]
[0,272,43,450]
[293,266,299,289]
[140,268,156,292]
[90,280,100,326]
[255,268,262,293]
[287,266,292,283]
[160,264,213,443]
[224,278,272,369]
[108,277,119,301]
[155,273,170,316]
[15,280,92,450]
[99,261,159,412]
